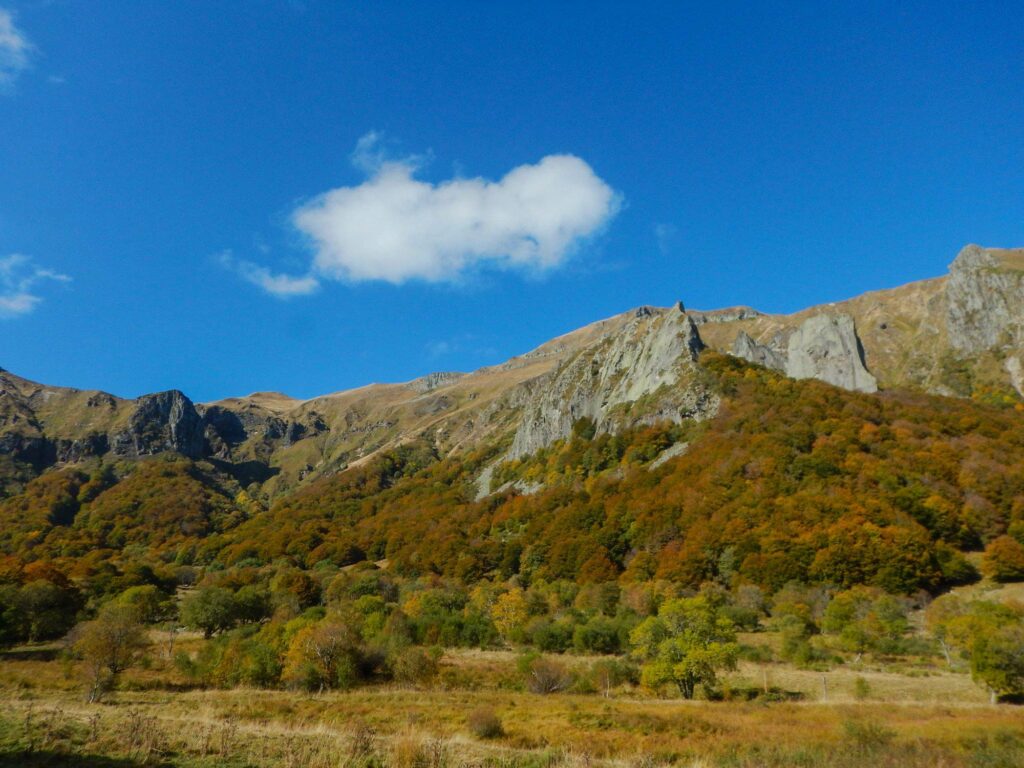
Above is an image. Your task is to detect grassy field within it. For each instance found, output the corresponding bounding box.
[2,641,1022,768]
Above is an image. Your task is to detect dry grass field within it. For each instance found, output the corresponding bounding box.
[2,642,1022,768]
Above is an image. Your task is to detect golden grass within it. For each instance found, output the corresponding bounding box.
[2,646,1022,767]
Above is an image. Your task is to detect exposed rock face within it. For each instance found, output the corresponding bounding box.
[200,403,328,459]
[732,331,787,371]
[112,390,206,458]
[1005,355,1024,396]
[946,244,1024,352]
[508,303,716,458]
[0,432,51,469]
[408,372,465,393]
[730,315,877,394]
[690,307,763,325]
[51,433,111,463]
[785,314,878,393]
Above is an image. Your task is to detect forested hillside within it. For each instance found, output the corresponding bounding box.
[3,353,1023,602]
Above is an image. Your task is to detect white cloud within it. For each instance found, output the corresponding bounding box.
[0,9,32,89]
[293,136,620,284]
[230,135,621,294]
[0,255,71,318]
[219,252,320,297]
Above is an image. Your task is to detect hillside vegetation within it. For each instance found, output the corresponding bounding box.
[5,353,1023,593]
[2,353,1024,765]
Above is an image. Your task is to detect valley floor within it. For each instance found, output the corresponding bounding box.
[2,646,1022,768]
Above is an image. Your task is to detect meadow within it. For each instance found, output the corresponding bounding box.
[2,634,1023,768]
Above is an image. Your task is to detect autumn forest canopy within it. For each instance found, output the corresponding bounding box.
[3,353,1023,599]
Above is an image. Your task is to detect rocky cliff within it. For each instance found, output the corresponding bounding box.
[702,244,1024,398]
[730,314,877,393]
[946,245,1024,352]
[508,303,716,458]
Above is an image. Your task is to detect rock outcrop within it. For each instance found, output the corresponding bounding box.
[508,303,717,458]
[946,244,1024,352]
[690,307,763,325]
[408,372,465,393]
[111,390,207,458]
[730,314,878,393]
[732,331,787,371]
[785,314,878,393]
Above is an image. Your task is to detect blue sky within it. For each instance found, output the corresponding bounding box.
[1,1,1021,401]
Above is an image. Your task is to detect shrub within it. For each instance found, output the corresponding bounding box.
[467,707,504,739]
[519,653,571,694]
[390,645,442,685]
[529,619,574,653]
[588,658,637,696]
[853,676,871,700]
[572,616,622,654]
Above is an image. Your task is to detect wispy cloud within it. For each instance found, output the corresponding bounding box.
[219,252,319,298]
[0,8,32,90]
[654,223,678,255]
[0,255,71,318]
[425,333,498,361]
[229,133,621,295]
[425,339,453,358]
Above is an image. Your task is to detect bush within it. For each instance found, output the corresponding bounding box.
[519,653,571,694]
[853,676,871,700]
[588,658,637,696]
[529,619,574,653]
[390,646,442,685]
[572,616,622,654]
[467,707,504,739]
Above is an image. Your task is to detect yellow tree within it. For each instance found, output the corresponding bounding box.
[491,588,528,643]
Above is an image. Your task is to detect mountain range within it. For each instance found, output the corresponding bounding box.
[2,242,1024,594]
[2,243,1021,501]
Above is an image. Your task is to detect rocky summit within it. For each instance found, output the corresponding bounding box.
[1,243,1022,499]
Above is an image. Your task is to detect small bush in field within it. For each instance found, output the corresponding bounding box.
[390,646,442,685]
[520,654,571,694]
[854,676,871,700]
[467,707,504,739]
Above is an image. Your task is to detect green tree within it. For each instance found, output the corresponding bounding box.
[629,595,739,699]
[180,586,237,638]
[823,588,909,657]
[16,579,81,641]
[113,585,172,623]
[71,604,148,702]
[971,624,1024,702]
[927,597,1024,702]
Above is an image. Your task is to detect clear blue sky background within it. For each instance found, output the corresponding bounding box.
[1,1,1021,401]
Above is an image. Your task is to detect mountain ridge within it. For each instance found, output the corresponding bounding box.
[2,243,1022,500]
